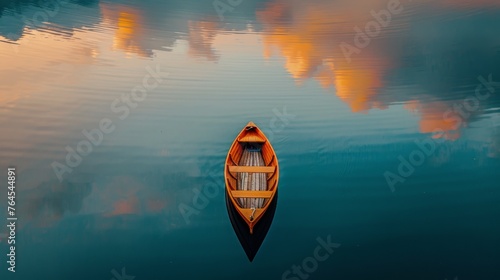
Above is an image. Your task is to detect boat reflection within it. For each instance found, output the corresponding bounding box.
[225,122,280,261]
[226,190,277,262]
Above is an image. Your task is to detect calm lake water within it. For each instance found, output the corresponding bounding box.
[1,0,500,279]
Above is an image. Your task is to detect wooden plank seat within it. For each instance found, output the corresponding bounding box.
[238,133,266,143]
[229,166,275,173]
[231,190,273,198]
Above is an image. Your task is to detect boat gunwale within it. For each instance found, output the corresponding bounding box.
[224,122,279,233]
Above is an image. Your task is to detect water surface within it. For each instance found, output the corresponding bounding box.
[1,0,500,279]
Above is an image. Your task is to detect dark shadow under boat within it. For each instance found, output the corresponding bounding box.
[225,190,278,262]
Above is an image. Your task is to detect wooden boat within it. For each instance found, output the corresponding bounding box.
[225,121,279,261]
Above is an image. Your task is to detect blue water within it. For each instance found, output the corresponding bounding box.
[1,0,500,279]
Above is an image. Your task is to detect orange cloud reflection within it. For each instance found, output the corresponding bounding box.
[108,196,139,216]
[188,20,220,61]
[257,0,498,138]
[100,3,150,57]
[258,1,390,113]
[405,100,461,140]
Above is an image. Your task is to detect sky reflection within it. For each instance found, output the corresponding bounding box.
[257,0,500,139]
[0,0,499,232]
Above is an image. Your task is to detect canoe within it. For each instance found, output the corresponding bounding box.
[224,121,279,261]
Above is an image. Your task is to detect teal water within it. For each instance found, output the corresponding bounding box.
[1,0,500,279]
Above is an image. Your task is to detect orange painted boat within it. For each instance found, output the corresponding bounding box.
[225,121,279,261]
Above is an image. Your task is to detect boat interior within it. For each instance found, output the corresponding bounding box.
[226,127,278,211]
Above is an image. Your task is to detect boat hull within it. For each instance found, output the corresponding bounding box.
[225,189,278,262]
[224,122,279,261]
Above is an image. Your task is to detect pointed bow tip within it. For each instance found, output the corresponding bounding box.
[246,121,257,127]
